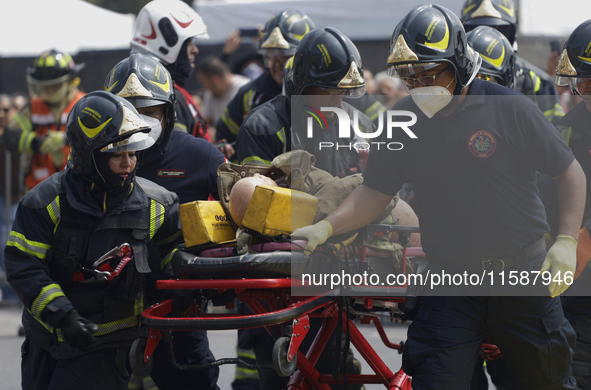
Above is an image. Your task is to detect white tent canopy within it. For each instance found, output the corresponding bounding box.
[520,0,591,38]
[193,0,467,44]
[194,0,591,43]
[0,0,135,57]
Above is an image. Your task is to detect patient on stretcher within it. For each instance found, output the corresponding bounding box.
[227,151,421,252]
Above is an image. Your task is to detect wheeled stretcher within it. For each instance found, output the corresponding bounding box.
[130,180,501,389]
[130,223,426,389]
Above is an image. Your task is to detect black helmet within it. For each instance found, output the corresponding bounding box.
[66,91,155,182]
[467,26,515,88]
[258,9,315,57]
[26,49,85,104]
[103,54,176,145]
[460,0,518,46]
[386,4,481,95]
[555,19,591,95]
[283,27,365,99]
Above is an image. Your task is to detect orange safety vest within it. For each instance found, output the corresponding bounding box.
[26,91,85,189]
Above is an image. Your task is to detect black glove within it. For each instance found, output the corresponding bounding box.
[57,310,98,349]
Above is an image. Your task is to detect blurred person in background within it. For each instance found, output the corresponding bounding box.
[219,29,265,81]
[196,55,249,132]
[0,93,20,304]
[131,0,211,141]
[461,0,565,125]
[11,93,27,112]
[215,8,315,161]
[363,69,378,95]
[2,49,85,192]
[374,71,409,109]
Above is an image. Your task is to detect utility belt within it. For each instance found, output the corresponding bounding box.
[448,236,547,273]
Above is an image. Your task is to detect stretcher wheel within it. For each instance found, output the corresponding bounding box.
[272,336,297,377]
[130,338,153,377]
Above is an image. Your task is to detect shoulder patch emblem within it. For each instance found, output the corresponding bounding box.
[469,130,496,158]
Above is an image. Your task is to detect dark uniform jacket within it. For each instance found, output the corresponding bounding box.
[138,129,224,204]
[215,70,282,146]
[515,56,564,125]
[5,169,182,358]
[236,95,374,178]
[559,102,591,230]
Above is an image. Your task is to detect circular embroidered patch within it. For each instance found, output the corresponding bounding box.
[469,130,496,158]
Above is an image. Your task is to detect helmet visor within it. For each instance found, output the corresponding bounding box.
[305,85,366,98]
[554,75,591,87]
[27,74,70,99]
[388,62,450,87]
[556,76,591,94]
[260,48,296,58]
[100,131,155,153]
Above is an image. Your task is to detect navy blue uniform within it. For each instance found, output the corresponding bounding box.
[363,78,577,389]
[5,170,182,390]
[215,70,282,147]
[515,56,565,125]
[137,130,225,390]
[236,95,373,177]
[139,129,223,204]
[556,103,591,389]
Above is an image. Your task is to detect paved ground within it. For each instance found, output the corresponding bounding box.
[0,302,495,390]
[0,303,410,390]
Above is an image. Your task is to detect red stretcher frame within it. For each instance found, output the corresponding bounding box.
[136,226,501,389]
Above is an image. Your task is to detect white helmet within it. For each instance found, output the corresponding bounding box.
[130,0,209,65]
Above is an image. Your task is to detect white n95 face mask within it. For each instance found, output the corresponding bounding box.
[409,77,455,118]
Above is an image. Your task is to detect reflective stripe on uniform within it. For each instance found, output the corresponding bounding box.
[276,127,286,144]
[365,101,386,122]
[529,70,541,94]
[235,366,260,381]
[221,108,240,136]
[155,230,182,246]
[7,231,51,259]
[31,284,65,320]
[243,89,254,114]
[161,248,178,270]
[149,200,165,241]
[46,196,61,234]
[174,122,188,133]
[235,348,260,380]
[241,156,272,165]
[56,315,139,341]
[544,102,566,121]
[561,127,573,146]
[30,112,55,126]
[14,113,35,153]
[133,298,144,316]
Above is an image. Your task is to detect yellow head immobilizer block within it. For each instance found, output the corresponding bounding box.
[241,185,318,236]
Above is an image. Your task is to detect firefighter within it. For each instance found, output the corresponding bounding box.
[236,26,371,177]
[104,53,223,390]
[293,4,583,389]
[460,0,565,125]
[5,91,183,390]
[131,0,211,141]
[2,49,85,191]
[215,8,315,161]
[555,19,591,390]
